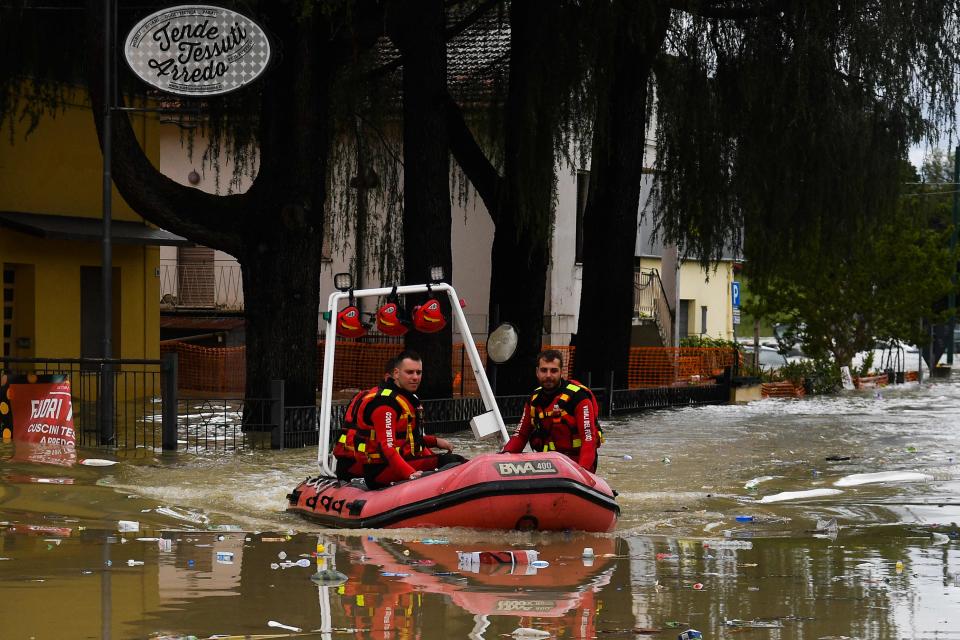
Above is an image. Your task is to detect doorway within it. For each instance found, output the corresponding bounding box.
[80,266,121,362]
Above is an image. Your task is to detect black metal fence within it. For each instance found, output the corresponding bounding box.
[1,356,167,449]
[2,354,731,452]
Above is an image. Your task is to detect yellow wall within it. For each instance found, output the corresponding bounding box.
[0,87,161,360]
[0,87,154,221]
[637,257,735,340]
[677,260,734,339]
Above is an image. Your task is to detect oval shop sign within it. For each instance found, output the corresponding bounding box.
[124,5,271,96]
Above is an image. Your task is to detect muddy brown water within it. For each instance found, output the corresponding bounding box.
[2,379,959,639]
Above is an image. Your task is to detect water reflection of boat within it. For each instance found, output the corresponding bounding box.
[287,280,619,533]
[314,535,616,639]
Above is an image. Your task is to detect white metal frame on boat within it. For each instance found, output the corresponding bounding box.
[317,282,509,476]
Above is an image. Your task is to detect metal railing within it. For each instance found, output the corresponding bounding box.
[2,354,731,453]
[159,261,244,310]
[634,267,674,348]
[1,356,168,449]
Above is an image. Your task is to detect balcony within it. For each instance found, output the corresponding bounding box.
[634,267,674,348]
[159,261,244,311]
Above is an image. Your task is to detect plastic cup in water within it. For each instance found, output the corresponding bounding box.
[582,547,595,558]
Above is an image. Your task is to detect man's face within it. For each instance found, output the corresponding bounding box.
[535,357,563,391]
[393,357,423,393]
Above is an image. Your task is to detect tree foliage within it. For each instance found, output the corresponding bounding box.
[576,0,960,387]
[652,1,960,272]
[744,162,958,367]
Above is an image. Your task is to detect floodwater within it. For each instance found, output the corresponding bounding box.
[2,379,960,639]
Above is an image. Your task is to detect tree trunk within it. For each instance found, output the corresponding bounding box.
[388,0,453,399]
[485,1,559,395]
[488,197,550,393]
[239,223,322,406]
[575,2,669,387]
[85,2,348,406]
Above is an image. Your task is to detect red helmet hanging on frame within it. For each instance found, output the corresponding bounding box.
[376,301,409,336]
[336,303,366,338]
[375,286,410,336]
[412,297,446,333]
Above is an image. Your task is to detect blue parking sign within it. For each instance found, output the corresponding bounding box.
[732,281,741,309]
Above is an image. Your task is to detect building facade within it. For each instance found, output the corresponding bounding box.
[0,88,185,361]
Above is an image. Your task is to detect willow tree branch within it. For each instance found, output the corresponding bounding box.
[85,0,245,255]
[443,92,503,217]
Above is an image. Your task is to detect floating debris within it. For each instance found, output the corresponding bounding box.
[833,471,933,487]
[79,458,119,467]
[759,488,843,503]
[726,618,784,628]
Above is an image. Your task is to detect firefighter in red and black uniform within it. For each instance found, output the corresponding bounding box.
[502,349,602,472]
[335,350,465,487]
[333,357,399,480]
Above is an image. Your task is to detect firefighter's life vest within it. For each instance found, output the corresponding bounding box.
[527,379,603,454]
[333,383,423,464]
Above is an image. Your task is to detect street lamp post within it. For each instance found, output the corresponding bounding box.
[100,0,115,445]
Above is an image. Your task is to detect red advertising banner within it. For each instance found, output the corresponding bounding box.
[9,380,76,448]
[0,375,77,466]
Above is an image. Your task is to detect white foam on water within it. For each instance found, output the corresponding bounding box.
[744,475,776,489]
[833,471,934,487]
[758,488,843,503]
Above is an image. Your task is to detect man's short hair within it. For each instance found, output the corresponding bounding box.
[394,350,422,367]
[384,356,400,375]
[537,349,564,367]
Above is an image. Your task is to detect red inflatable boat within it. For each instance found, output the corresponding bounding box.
[288,279,619,532]
[287,451,619,531]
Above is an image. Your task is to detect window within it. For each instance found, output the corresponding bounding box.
[701,306,707,334]
[678,299,691,338]
[575,170,589,264]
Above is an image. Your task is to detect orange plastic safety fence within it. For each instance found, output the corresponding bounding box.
[627,347,736,389]
[761,381,806,398]
[317,340,402,398]
[853,375,888,389]
[450,343,488,397]
[160,342,246,393]
[162,342,733,395]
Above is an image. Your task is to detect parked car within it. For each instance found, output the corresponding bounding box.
[852,342,927,374]
[740,344,789,370]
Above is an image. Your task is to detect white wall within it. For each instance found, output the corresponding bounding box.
[449,183,494,339]
[157,122,732,345]
[548,165,582,345]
